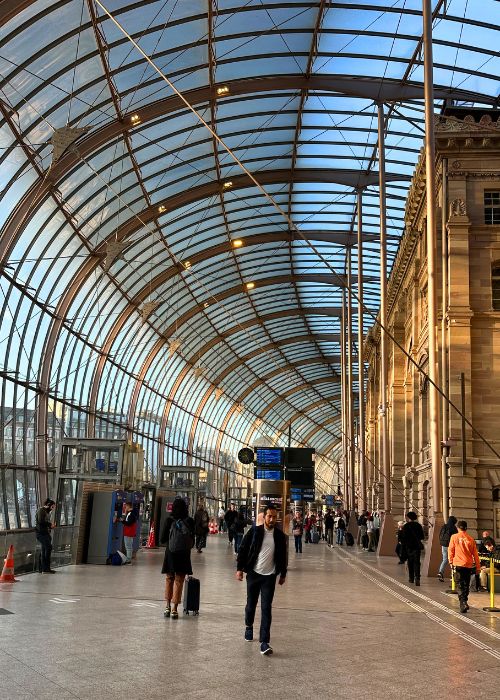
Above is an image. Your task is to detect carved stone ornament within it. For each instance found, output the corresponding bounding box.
[450,198,467,217]
[434,113,500,132]
[452,160,461,169]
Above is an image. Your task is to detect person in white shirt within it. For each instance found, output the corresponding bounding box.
[236,505,288,655]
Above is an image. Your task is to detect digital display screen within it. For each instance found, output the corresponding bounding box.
[287,469,315,488]
[255,469,283,480]
[285,447,315,469]
[255,447,284,466]
[291,488,315,502]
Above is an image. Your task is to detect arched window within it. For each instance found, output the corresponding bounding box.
[492,264,500,311]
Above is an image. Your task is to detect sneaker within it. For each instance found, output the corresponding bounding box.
[244,627,253,642]
[164,607,171,618]
[460,603,468,614]
[437,572,444,582]
[260,642,273,655]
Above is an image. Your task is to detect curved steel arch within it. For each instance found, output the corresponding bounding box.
[186,358,339,465]
[5,66,462,265]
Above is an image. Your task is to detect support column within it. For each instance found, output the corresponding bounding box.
[341,289,349,508]
[377,103,391,513]
[347,248,355,510]
[422,0,443,576]
[357,190,366,511]
[441,158,450,521]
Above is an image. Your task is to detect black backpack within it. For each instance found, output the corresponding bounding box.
[169,519,193,553]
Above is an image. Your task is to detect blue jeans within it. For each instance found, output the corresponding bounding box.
[294,535,302,553]
[438,545,448,575]
[124,536,134,562]
[234,533,243,553]
[245,571,277,644]
[336,529,345,545]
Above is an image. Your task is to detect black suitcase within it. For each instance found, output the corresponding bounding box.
[311,529,320,544]
[345,532,354,547]
[183,576,200,615]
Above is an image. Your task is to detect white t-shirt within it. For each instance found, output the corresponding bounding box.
[254,527,276,576]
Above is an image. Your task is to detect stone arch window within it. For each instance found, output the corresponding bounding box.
[492,263,500,311]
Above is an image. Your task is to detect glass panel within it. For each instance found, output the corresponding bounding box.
[16,471,29,528]
[4,469,18,529]
[0,471,7,529]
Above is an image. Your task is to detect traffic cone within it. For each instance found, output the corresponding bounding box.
[0,545,18,583]
[146,521,155,548]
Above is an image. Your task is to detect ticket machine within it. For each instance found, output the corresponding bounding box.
[84,489,126,564]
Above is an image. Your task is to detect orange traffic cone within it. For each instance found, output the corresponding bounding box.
[146,521,155,548]
[0,545,18,583]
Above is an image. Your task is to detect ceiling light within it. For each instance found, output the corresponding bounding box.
[232,239,243,248]
[130,114,141,124]
[223,180,233,189]
[245,282,255,291]
[183,261,191,270]
[216,85,230,96]
[203,302,210,308]
[158,205,166,213]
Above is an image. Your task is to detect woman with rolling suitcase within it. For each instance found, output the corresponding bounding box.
[160,497,195,619]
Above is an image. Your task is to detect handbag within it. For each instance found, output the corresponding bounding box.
[292,528,301,536]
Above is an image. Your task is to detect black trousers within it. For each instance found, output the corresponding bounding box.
[455,566,473,605]
[407,549,421,582]
[36,533,52,572]
[195,533,207,551]
[245,571,277,644]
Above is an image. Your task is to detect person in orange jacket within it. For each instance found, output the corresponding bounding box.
[448,520,481,613]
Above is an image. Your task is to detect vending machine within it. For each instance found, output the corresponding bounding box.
[85,490,126,564]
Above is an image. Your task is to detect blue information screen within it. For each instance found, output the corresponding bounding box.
[255,469,283,480]
[291,487,315,502]
[255,447,284,466]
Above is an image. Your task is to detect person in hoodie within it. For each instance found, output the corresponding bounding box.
[401,511,425,585]
[120,502,138,564]
[448,520,480,613]
[437,515,458,582]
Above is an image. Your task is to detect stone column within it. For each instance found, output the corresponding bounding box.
[446,197,478,532]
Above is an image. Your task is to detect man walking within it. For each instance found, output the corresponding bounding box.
[236,505,288,655]
[401,511,424,585]
[224,503,237,545]
[324,510,334,547]
[35,498,56,573]
[448,520,481,613]
[194,501,209,553]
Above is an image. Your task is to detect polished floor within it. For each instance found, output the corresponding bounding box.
[1,535,499,699]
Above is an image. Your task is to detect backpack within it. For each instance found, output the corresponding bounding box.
[169,519,193,553]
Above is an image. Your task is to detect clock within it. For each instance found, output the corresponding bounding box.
[238,447,254,464]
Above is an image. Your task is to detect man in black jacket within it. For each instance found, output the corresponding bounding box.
[236,505,287,655]
[401,511,425,586]
[35,498,56,573]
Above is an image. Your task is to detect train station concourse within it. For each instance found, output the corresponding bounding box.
[1,1,500,695]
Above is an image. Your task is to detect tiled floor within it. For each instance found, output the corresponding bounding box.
[1,536,499,699]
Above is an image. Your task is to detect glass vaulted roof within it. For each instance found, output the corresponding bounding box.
[0,0,498,493]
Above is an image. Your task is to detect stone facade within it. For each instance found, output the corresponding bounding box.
[364,108,500,538]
